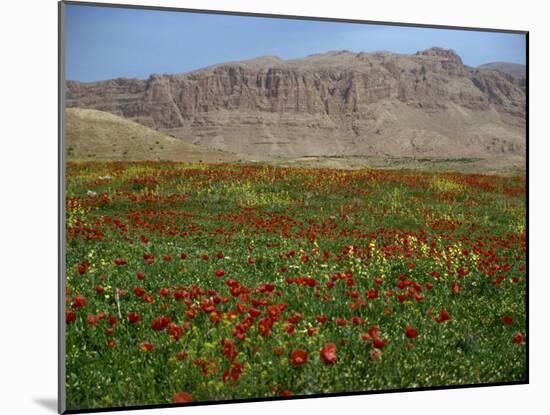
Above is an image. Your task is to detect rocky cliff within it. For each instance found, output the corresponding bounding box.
[66,47,526,159]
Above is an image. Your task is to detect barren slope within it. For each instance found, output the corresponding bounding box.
[65,108,243,162]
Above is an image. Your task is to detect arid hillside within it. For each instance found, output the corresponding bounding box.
[66,47,526,159]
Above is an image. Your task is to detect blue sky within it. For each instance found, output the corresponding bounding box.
[66,4,526,82]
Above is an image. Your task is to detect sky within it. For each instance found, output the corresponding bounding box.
[65,4,526,82]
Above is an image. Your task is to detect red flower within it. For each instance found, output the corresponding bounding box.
[405,326,419,339]
[435,309,451,324]
[280,390,293,397]
[289,349,308,366]
[215,269,226,278]
[366,288,379,300]
[72,295,87,309]
[173,391,193,403]
[136,271,146,280]
[216,252,224,259]
[221,338,237,361]
[513,332,523,344]
[451,280,460,294]
[133,287,146,297]
[180,252,187,260]
[176,351,188,361]
[66,310,76,323]
[316,315,328,324]
[95,286,105,294]
[77,263,88,275]
[320,343,337,365]
[335,317,347,326]
[106,339,116,349]
[140,342,154,352]
[502,315,513,326]
[108,316,118,326]
[151,316,171,331]
[258,317,273,337]
[168,323,184,341]
[351,316,364,326]
[113,258,128,266]
[163,255,172,261]
[202,253,210,261]
[86,315,98,326]
[127,312,141,324]
[372,337,388,349]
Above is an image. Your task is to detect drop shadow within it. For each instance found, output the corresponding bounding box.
[34,398,57,412]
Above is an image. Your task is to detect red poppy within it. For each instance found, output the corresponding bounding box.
[72,295,87,309]
[249,308,261,318]
[168,323,184,341]
[316,315,328,324]
[143,253,155,264]
[216,252,224,259]
[133,287,146,297]
[451,280,460,294]
[372,337,388,349]
[180,252,188,260]
[160,288,170,297]
[320,343,337,365]
[405,326,419,339]
[163,255,172,261]
[247,256,256,265]
[280,390,293,397]
[502,315,513,326]
[127,312,141,324]
[173,391,193,403]
[221,338,237,361]
[366,288,379,300]
[77,263,88,275]
[335,317,347,326]
[351,316,364,326]
[95,286,105,294]
[106,339,116,349]
[435,309,451,323]
[151,316,171,331]
[66,310,76,323]
[289,349,308,366]
[215,269,226,278]
[201,254,210,261]
[108,316,118,326]
[209,311,222,324]
[136,271,146,280]
[513,332,523,344]
[113,258,128,266]
[140,342,154,352]
[143,294,154,304]
[176,351,188,361]
[258,317,273,337]
[86,315,98,326]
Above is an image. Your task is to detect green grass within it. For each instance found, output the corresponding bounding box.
[65,161,526,410]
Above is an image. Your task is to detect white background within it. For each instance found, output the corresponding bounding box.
[0,0,547,414]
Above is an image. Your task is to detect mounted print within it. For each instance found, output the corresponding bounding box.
[58,1,528,413]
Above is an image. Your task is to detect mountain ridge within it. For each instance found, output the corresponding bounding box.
[66,47,526,159]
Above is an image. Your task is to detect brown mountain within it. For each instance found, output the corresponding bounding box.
[476,62,526,79]
[66,47,526,159]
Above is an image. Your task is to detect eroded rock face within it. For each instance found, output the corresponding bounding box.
[66,48,526,158]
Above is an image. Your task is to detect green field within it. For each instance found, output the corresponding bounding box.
[65,161,526,410]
